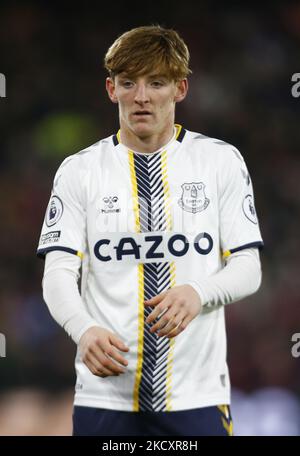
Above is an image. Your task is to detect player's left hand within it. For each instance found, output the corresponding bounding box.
[144,285,202,338]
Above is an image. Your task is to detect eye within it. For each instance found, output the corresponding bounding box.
[122,80,134,88]
[197,184,203,190]
[151,81,164,88]
[185,185,190,190]
[103,197,109,203]
[112,196,118,202]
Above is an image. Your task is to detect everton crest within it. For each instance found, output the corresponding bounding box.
[178,182,210,213]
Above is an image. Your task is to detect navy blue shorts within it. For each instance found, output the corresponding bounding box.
[72,404,233,436]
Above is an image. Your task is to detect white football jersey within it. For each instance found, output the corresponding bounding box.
[37,125,263,411]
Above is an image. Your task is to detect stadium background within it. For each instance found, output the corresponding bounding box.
[0,1,300,435]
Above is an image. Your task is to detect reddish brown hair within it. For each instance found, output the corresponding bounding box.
[104,25,191,81]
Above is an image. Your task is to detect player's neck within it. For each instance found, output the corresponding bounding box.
[119,124,176,154]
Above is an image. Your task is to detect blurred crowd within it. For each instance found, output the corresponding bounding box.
[0,2,300,435]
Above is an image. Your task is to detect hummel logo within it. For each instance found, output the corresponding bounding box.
[101,196,120,213]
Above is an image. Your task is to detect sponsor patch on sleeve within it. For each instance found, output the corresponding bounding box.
[40,231,61,245]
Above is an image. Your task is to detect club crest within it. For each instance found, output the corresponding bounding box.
[178,182,210,213]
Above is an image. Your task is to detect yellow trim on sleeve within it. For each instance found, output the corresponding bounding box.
[222,249,231,259]
[77,251,84,260]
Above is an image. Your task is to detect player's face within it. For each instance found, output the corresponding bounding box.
[106,73,188,140]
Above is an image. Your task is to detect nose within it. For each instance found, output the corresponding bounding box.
[134,82,149,104]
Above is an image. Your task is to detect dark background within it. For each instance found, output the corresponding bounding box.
[0,1,300,435]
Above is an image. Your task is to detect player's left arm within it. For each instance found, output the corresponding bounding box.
[145,247,261,338]
[145,284,202,338]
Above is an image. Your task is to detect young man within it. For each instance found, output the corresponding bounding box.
[37,25,263,436]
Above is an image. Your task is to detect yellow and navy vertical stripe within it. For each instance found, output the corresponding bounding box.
[119,126,186,411]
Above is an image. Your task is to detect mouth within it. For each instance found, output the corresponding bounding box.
[132,111,152,116]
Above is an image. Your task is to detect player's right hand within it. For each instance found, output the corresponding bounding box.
[79,326,129,378]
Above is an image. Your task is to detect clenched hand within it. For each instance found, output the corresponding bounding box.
[79,326,129,377]
[144,284,202,338]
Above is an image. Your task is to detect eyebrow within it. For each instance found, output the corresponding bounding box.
[118,74,168,81]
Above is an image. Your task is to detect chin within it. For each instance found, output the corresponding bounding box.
[132,123,153,138]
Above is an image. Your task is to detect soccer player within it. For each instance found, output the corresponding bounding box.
[37,25,263,436]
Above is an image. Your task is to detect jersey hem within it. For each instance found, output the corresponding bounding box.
[73,393,231,412]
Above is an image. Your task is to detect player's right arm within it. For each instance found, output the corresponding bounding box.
[38,156,129,377]
[43,250,130,378]
[79,326,129,377]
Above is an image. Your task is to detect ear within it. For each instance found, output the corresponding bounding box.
[174,79,188,103]
[106,77,118,104]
